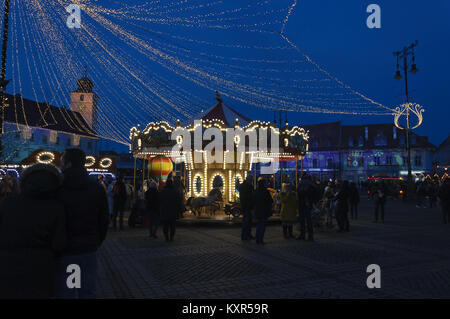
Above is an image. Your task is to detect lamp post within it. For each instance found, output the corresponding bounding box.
[0,0,11,158]
[393,40,421,188]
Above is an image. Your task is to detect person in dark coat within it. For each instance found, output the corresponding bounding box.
[0,164,66,299]
[56,148,109,299]
[438,178,450,224]
[145,181,160,238]
[348,182,360,220]
[238,175,254,241]
[159,179,183,242]
[372,181,387,223]
[296,174,316,241]
[335,180,350,232]
[112,176,127,230]
[253,178,273,245]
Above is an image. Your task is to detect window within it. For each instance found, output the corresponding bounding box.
[374,156,381,166]
[312,159,318,168]
[374,132,387,146]
[87,141,92,150]
[348,137,354,147]
[42,134,48,144]
[411,135,417,145]
[347,156,353,167]
[358,157,365,167]
[73,135,80,146]
[402,156,408,166]
[80,94,84,101]
[393,126,397,140]
[66,137,71,146]
[399,136,405,145]
[358,136,364,147]
[386,156,393,166]
[49,131,58,144]
[414,155,422,167]
[15,132,20,139]
[327,158,334,169]
[365,127,369,140]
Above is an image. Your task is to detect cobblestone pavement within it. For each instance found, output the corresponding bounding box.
[97,199,450,299]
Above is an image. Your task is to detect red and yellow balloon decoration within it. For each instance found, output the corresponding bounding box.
[148,155,173,181]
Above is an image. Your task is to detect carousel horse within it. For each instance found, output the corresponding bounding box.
[186,188,222,216]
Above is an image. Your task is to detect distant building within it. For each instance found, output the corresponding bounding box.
[434,134,450,173]
[1,75,99,163]
[286,122,436,182]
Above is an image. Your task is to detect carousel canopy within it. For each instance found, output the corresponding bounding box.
[188,92,251,128]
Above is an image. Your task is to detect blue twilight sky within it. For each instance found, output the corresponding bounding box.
[281,0,450,145]
[5,0,450,149]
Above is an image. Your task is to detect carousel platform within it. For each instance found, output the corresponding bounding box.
[177,213,281,227]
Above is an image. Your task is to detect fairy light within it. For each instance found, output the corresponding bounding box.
[36,151,55,164]
[100,158,113,169]
[85,156,96,167]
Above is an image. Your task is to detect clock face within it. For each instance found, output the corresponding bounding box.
[79,104,86,111]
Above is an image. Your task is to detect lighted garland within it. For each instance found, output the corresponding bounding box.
[4,0,396,147]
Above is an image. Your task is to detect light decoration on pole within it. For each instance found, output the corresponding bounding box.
[100,157,113,169]
[36,151,55,164]
[85,156,96,167]
[394,103,425,130]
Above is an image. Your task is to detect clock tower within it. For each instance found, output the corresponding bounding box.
[70,70,98,132]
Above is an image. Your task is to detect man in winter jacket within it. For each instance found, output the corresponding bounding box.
[0,164,66,298]
[253,178,273,245]
[56,148,109,299]
[112,176,128,230]
[238,175,254,241]
[159,178,183,242]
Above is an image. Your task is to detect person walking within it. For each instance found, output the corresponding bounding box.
[348,182,360,220]
[56,148,109,299]
[145,181,160,238]
[238,175,254,241]
[280,183,297,239]
[438,178,450,224]
[159,179,183,242]
[372,181,387,223]
[0,164,66,299]
[296,175,316,241]
[112,176,127,230]
[335,181,350,232]
[253,178,273,245]
[322,182,335,229]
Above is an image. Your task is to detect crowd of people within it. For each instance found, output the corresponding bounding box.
[238,174,450,244]
[0,149,109,299]
[0,146,449,299]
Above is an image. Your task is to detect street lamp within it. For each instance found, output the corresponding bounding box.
[393,40,422,193]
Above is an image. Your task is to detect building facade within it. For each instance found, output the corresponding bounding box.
[296,122,436,182]
[1,76,99,164]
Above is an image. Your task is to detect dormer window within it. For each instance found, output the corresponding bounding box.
[374,132,387,146]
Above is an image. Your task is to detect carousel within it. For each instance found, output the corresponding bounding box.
[129,92,309,214]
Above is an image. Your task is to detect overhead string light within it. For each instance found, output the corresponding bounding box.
[5,0,396,146]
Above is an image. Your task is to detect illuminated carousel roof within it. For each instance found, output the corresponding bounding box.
[189,91,251,127]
